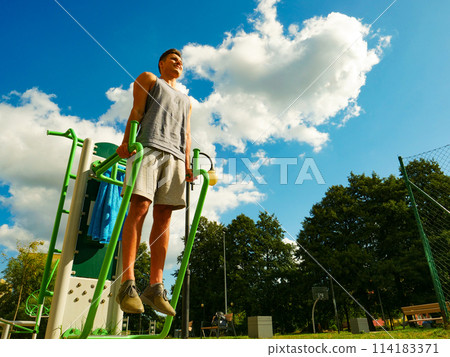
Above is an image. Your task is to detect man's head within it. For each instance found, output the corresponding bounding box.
[158,48,182,75]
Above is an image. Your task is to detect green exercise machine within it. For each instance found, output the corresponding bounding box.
[21,121,216,339]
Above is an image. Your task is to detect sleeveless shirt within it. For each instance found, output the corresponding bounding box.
[136,77,190,161]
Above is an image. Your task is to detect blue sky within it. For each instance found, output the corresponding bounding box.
[1,0,449,290]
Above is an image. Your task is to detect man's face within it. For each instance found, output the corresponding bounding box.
[160,53,183,77]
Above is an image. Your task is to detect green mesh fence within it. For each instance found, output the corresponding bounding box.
[399,144,450,322]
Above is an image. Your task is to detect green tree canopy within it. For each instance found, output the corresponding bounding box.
[176,212,296,334]
[0,241,49,323]
[296,165,445,330]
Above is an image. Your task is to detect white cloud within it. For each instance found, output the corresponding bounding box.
[203,180,266,221]
[0,224,36,251]
[182,0,390,152]
[0,88,125,254]
[98,84,133,125]
[251,149,271,166]
[283,237,298,249]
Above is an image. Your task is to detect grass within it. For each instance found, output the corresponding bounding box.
[198,327,450,339]
[273,327,450,339]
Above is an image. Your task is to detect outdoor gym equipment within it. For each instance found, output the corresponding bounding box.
[4,128,84,339]
[79,121,216,339]
[27,120,216,339]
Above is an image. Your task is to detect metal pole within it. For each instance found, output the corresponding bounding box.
[45,138,94,338]
[182,181,191,338]
[1,323,10,339]
[329,274,340,333]
[223,230,228,314]
[377,288,387,330]
[312,298,320,334]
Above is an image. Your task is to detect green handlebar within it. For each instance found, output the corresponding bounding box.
[91,120,141,184]
[128,119,139,149]
[47,128,84,147]
[193,148,201,174]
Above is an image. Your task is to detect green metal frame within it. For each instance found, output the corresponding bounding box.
[29,121,211,339]
[26,129,84,336]
[398,156,449,324]
[72,121,210,338]
[81,147,210,339]
[26,258,60,317]
[0,318,35,335]
[26,126,129,337]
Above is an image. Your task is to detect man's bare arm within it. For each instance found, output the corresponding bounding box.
[117,72,157,158]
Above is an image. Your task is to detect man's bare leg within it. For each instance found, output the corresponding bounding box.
[149,204,173,284]
[116,195,150,313]
[140,204,176,316]
[121,194,151,283]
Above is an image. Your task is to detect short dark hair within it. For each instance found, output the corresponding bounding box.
[158,48,182,74]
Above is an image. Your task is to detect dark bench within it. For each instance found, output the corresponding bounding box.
[401,302,449,328]
[201,313,236,338]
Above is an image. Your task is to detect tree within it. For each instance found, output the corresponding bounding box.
[0,241,50,337]
[226,212,297,333]
[254,211,298,333]
[173,217,225,334]
[176,213,298,334]
[403,158,450,229]
[296,169,440,331]
[296,182,366,331]
[225,213,260,319]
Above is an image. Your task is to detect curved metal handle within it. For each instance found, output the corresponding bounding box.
[91,120,142,185]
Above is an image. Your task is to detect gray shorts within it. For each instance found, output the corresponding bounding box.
[123,147,186,210]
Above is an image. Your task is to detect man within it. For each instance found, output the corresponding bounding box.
[115,49,193,316]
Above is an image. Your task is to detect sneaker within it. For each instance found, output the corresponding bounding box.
[140,283,176,316]
[115,280,144,314]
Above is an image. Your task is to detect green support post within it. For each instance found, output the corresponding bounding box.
[398,156,449,324]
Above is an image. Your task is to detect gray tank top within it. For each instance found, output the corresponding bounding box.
[136,77,190,161]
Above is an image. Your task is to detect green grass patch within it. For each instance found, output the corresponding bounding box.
[274,327,449,339]
[197,327,449,339]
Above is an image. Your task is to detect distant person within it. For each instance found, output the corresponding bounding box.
[115,49,193,316]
